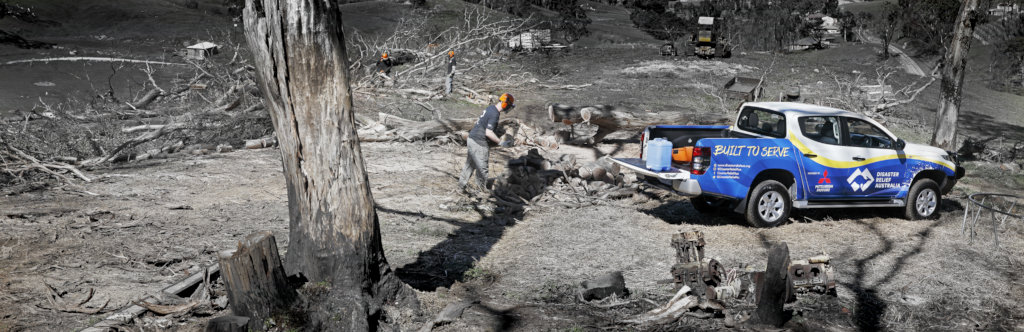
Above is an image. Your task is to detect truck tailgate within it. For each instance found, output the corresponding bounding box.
[611,158,691,180]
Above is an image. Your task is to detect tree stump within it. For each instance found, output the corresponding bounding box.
[218,231,297,331]
[753,241,792,327]
[205,315,250,332]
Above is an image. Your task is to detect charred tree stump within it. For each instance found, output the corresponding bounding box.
[753,241,792,327]
[218,231,296,331]
[205,315,250,332]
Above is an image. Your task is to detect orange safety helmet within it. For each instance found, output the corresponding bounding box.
[448,50,455,58]
[381,52,389,59]
[499,93,515,110]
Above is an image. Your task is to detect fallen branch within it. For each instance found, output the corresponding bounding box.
[875,64,941,111]
[3,57,184,66]
[538,83,592,90]
[622,286,698,325]
[133,300,200,316]
[84,123,186,165]
[38,283,109,315]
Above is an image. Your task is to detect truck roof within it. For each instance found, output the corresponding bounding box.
[742,102,896,139]
[744,102,867,120]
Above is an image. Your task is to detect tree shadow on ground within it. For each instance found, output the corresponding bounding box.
[639,198,744,226]
[391,152,558,291]
[832,216,942,331]
[959,110,1024,142]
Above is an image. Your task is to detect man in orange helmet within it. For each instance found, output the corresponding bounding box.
[445,50,456,95]
[376,51,393,78]
[459,93,515,193]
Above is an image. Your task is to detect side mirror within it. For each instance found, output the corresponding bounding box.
[895,138,906,150]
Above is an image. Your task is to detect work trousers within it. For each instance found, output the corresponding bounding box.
[459,139,489,189]
[445,74,454,95]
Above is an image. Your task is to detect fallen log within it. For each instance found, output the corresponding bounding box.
[548,103,732,143]
[123,88,161,110]
[84,123,186,165]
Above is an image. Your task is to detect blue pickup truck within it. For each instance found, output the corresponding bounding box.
[612,102,966,227]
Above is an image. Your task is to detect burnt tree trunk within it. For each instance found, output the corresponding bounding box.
[932,0,979,151]
[218,231,296,330]
[243,0,413,330]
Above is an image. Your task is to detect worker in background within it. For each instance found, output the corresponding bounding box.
[376,51,393,78]
[459,93,515,193]
[445,50,456,95]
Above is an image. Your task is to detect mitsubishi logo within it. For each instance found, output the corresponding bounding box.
[847,168,874,192]
[818,170,831,184]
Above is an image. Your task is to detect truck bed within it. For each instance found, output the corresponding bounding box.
[614,158,691,180]
[647,125,731,148]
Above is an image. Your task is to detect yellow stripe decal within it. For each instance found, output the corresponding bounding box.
[787,132,955,171]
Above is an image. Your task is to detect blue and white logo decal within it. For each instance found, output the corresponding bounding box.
[848,168,874,192]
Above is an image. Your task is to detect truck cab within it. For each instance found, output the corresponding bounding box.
[613,102,966,227]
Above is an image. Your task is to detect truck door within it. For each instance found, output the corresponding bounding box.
[794,116,848,199]
[839,117,907,198]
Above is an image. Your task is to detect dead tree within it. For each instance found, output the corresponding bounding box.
[243,0,413,330]
[932,0,980,150]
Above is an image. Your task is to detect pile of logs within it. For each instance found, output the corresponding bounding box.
[547,103,732,144]
[489,149,637,210]
[355,112,560,149]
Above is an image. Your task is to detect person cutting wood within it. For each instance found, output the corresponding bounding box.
[445,50,456,95]
[376,51,393,77]
[459,93,515,193]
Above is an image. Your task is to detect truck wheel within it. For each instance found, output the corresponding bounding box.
[904,179,940,220]
[745,180,791,228]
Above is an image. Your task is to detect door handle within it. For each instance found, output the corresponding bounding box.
[853,157,866,161]
[803,153,818,158]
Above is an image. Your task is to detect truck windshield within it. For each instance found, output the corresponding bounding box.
[737,107,786,138]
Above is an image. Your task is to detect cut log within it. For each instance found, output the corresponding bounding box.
[577,162,606,181]
[752,241,792,327]
[244,136,277,149]
[595,156,621,177]
[218,231,297,331]
[548,103,732,143]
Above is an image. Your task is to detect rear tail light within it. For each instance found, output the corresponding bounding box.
[690,147,711,175]
[639,131,646,159]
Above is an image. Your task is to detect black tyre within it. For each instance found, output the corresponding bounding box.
[745,180,791,228]
[904,179,940,220]
[690,196,720,213]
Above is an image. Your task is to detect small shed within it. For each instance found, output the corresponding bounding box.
[185,42,219,60]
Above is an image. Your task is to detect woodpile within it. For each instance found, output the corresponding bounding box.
[547,103,732,144]
[356,112,560,149]
[489,149,637,210]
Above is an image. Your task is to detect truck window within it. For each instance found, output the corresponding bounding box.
[798,116,841,145]
[737,107,786,138]
[845,118,893,149]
